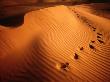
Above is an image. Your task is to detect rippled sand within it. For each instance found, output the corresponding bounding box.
[0,4,110,82]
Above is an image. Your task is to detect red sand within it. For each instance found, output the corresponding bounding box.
[0,4,110,82]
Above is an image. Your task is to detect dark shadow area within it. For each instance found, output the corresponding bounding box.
[0,14,25,27]
[87,0,110,3]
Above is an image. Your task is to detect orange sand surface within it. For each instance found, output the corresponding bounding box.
[0,4,110,82]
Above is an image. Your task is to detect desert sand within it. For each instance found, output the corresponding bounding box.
[0,4,110,82]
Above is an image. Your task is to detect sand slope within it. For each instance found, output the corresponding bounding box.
[0,5,110,82]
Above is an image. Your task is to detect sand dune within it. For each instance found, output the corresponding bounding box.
[0,4,110,82]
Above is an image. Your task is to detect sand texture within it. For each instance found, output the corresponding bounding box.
[0,4,110,82]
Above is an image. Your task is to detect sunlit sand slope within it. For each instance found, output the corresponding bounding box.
[0,5,110,82]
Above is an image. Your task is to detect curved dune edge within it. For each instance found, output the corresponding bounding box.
[0,5,110,82]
